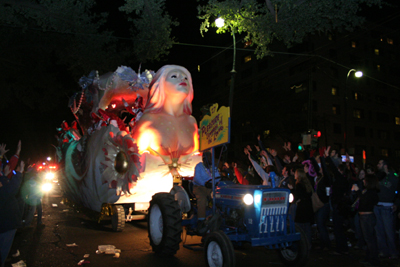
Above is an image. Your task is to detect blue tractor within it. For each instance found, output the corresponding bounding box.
[147,179,309,267]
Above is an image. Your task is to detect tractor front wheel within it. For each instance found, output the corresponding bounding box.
[204,230,236,267]
[277,224,309,266]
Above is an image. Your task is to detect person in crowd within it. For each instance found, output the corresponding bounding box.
[374,159,399,259]
[193,151,220,234]
[352,169,367,250]
[0,141,21,179]
[293,168,314,250]
[233,162,249,185]
[329,147,342,168]
[0,144,9,171]
[324,146,351,255]
[257,135,285,174]
[279,165,295,190]
[221,162,235,182]
[0,160,25,267]
[313,153,332,251]
[352,174,380,266]
[365,163,375,175]
[244,147,272,186]
[21,164,44,227]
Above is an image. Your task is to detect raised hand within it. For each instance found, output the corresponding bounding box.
[3,165,11,177]
[283,142,288,151]
[0,143,9,156]
[16,140,21,155]
[345,152,351,163]
[324,146,331,158]
[260,150,267,157]
[20,161,25,173]
[287,142,291,150]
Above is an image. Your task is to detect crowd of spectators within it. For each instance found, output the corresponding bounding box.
[0,141,44,267]
[217,136,400,267]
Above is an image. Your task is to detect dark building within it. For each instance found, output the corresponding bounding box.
[199,22,400,169]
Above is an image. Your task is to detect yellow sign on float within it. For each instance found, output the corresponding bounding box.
[199,103,230,151]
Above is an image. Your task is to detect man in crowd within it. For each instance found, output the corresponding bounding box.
[374,159,399,259]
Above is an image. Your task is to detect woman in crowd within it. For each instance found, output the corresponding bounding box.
[293,168,314,249]
[352,174,380,266]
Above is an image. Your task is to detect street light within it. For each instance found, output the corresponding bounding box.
[215,17,236,116]
[344,69,363,152]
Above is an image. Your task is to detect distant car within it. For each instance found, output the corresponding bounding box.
[37,163,59,183]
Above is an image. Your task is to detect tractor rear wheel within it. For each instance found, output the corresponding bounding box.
[148,193,182,256]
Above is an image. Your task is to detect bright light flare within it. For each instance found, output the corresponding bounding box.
[289,193,294,203]
[215,17,225,28]
[192,131,199,154]
[42,182,53,192]
[355,71,363,78]
[243,194,254,205]
[136,126,160,154]
[45,172,55,180]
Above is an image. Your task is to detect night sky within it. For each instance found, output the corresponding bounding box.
[0,1,398,163]
[0,1,228,163]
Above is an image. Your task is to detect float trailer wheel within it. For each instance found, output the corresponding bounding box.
[112,205,125,232]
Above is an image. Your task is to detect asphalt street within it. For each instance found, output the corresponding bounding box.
[5,190,400,267]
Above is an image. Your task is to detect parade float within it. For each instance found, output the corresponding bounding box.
[56,65,201,231]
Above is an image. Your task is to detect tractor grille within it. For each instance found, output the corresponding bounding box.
[259,191,288,234]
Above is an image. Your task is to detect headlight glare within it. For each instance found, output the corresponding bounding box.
[45,172,55,180]
[243,194,254,205]
[289,193,294,203]
[42,182,53,192]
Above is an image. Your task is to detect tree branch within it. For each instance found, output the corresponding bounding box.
[265,0,275,17]
[1,0,80,28]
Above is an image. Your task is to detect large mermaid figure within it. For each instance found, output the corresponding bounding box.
[59,65,200,214]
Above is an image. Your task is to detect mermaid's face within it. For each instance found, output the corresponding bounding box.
[164,69,189,96]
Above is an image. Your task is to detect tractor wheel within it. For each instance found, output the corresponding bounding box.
[111,205,125,232]
[277,224,309,266]
[204,230,236,267]
[148,193,182,256]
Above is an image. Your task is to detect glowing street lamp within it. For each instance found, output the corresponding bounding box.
[215,17,236,116]
[215,17,225,28]
[344,69,363,151]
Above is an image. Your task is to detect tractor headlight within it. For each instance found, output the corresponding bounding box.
[42,182,53,192]
[289,193,294,203]
[45,172,55,180]
[243,194,254,205]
